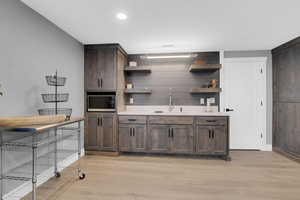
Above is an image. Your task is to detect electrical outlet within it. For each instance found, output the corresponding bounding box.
[200,98,205,105]
[129,97,134,104]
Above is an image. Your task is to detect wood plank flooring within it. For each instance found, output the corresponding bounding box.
[23,151,300,200]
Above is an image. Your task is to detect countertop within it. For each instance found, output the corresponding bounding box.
[118,111,229,117]
[0,117,84,132]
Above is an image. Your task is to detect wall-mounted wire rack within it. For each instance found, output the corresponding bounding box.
[38,71,72,120]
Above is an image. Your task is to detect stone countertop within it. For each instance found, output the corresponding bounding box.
[118,111,229,117]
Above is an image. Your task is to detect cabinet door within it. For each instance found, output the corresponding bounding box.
[98,48,116,90]
[85,49,100,90]
[86,114,100,150]
[195,126,212,154]
[148,125,170,153]
[170,125,193,154]
[212,126,227,155]
[100,114,116,151]
[131,125,147,152]
[119,125,131,152]
[278,46,300,102]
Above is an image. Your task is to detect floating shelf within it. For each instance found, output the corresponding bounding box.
[189,64,222,72]
[124,66,151,73]
[190,88,222,94]
[124,88,152,94]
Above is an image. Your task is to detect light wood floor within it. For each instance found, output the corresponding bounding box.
[24,151,300,200]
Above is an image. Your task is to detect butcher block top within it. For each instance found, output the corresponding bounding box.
[0,117,84,132]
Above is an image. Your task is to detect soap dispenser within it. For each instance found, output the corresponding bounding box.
[206,98,212,112]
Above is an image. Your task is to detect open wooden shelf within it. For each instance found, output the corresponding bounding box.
[189,64,222,72]
[190,88,222,94]
[124,88,152,94]
[124,66,151,73]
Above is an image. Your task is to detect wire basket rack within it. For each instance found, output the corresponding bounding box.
[41,93,69,103]
[38,71,72,119]
[38,108,72,120]
[45,76,66,86]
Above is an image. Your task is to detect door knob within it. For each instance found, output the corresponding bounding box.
[225,108,234,112]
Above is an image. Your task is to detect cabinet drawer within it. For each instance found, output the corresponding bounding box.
[196,117,227,126]
[119,116,147,124]
[149,116,193,125]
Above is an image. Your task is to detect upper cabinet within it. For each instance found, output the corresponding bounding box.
[85,49,99,90]
[85,44,127,91]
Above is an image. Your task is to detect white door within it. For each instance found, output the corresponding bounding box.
[222,57,266,150]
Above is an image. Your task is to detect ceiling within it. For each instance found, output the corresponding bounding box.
[21,0,300,54]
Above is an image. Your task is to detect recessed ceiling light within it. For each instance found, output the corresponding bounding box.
[116,13,127,20]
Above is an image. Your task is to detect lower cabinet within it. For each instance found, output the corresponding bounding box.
[118,115,229,160]
[148,125,194,154]
[195,125,227,155]
[119,124,147,152]
[171,125,194,154]
[148,125,170,153]
[85,113,116,151]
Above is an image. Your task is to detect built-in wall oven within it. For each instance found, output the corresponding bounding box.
[87,92,116,112]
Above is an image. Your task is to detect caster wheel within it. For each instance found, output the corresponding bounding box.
[55,172,61,178]
[79,173,86,180]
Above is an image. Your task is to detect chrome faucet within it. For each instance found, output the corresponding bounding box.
[168,88,175,112]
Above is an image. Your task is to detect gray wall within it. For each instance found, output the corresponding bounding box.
[0,0,84,197]
[126,52,220,106]
[224,50,272,145]
[0,0,84,117]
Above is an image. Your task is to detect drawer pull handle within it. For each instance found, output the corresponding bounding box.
[128,119,137,121]
[207,120,217,123]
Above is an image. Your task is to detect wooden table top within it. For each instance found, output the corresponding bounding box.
[0,117,84,133]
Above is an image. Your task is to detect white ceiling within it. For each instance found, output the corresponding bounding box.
[21,0,300,54]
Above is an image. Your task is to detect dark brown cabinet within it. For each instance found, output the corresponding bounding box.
[119,124,147,152]
[85,45,117,91]
[118,115,229,160]
[148,125,193,154]
[170,125,194,154]
[273,37,300,160]
[118,125,131,151]
[86,114,99,150]
[195,126,211,154]
[85,113,116,151]
[85,49,99,90]
[148,125,170,153]
[213,126,227,154]
[195,125,227,155]
[100,114,116,151]
[131,125,147,152]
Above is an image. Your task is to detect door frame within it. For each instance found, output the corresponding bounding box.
[220,56,268,151]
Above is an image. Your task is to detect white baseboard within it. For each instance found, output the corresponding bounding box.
[261,144,272,151]
[3,148,85,200]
